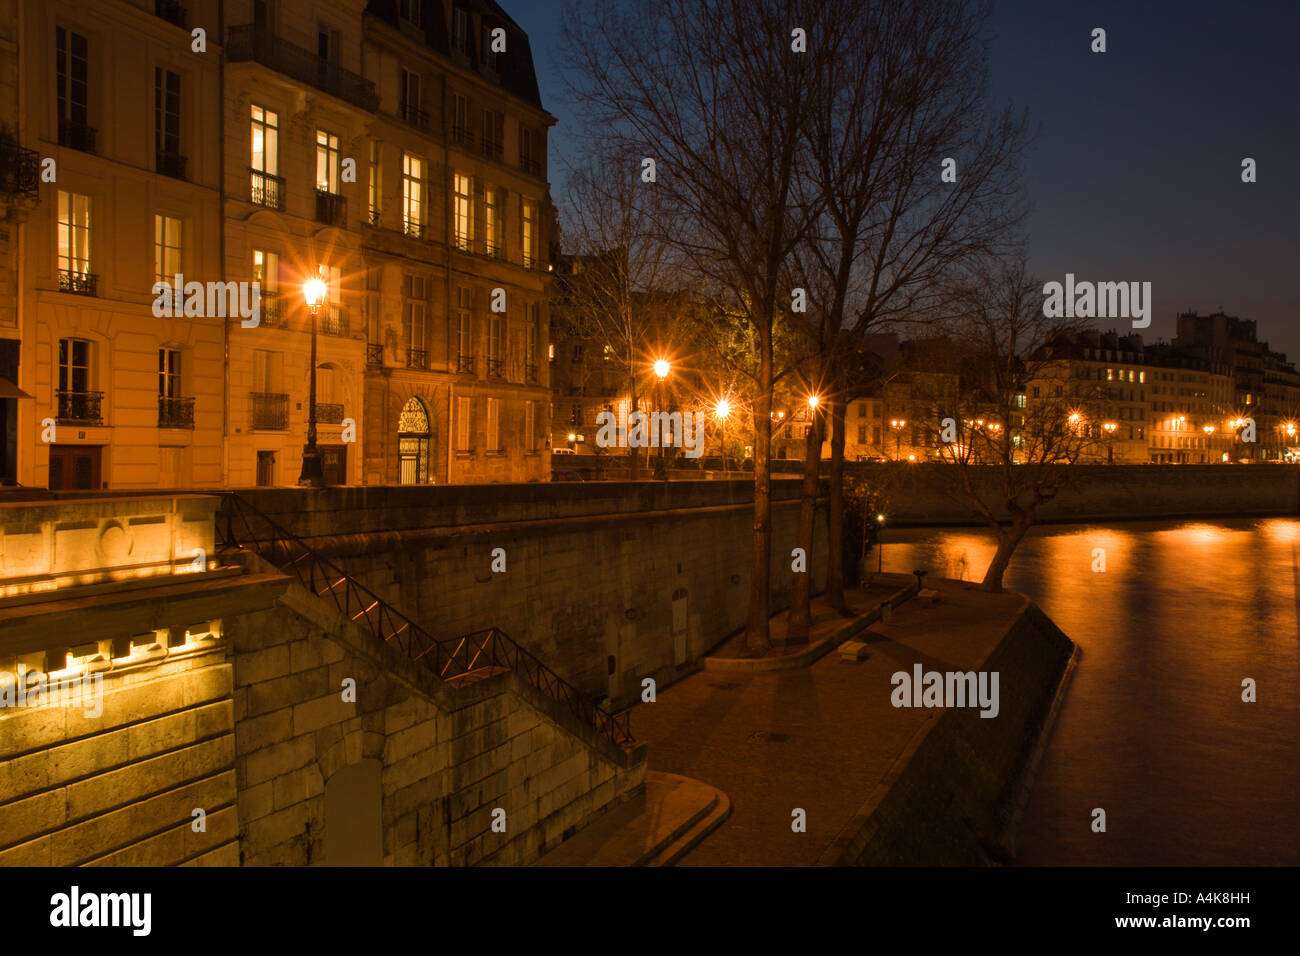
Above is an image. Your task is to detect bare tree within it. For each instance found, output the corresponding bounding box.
[562,0,828,652]
[923,259,1101,590]
[782,0,1030,634]
[554,162,685,477]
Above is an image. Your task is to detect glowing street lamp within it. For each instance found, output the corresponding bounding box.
[807,394,820,410]
[298,266,329,488]
[652,359,670,479]
[890,418,906,459]
[1102,421,1117,464]
[714,398,732,463]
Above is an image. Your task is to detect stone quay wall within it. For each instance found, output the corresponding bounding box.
[845,462,1300,525]
[233,480,830,709]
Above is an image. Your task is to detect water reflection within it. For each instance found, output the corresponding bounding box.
[883,518,1300,865]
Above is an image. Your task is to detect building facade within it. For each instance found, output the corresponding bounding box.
[2,0,552,491]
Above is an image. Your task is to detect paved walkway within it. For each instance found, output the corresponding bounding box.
[632,577,1026,865]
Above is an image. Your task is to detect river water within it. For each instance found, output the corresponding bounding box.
[881,518,1300,865]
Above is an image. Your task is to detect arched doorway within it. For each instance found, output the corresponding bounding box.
[398,396,431,484]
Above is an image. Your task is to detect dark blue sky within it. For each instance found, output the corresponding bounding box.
[508,0,1300,357]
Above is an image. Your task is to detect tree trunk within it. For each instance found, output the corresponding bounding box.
[746,343,774,653]
[826,397,847,611]
[786,412,824,642]
[980,517,1032,592]
[628,386,641,479]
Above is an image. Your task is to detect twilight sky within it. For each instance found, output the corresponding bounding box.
[507,0,1300,358]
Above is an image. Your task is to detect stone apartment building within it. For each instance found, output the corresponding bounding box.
[1,0,553,491]
[10,0,227,490]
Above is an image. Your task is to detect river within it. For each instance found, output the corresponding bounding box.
[881,517,1300,865]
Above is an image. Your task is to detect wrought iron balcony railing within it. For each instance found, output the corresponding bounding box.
[406,347,426,369]
[525,363,538,384]
[480,136,503,162]
[366,343,383,365]
[257,291,284,328]
[451,125,475,148]
[519,155,542,177]
[312,402,344,425]
[250,168,285,210]
[484,239,503,260]
[154,0,187,28]
[456,354,474,374]
[367,206,381,226]
[0,137,39,199]
[227,24,380,112]
[251,391,289,430]
[321,305,348,337]
[399,102,428,127]
[57,390,103,425]
[156,150,187,180]
[403,219,425,240]
[58,118,97,153]
[486,357,505,379]
[58,269,98,296]
[158,395,195,428]
[315,189,346,226]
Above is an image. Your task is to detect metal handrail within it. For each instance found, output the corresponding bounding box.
[217,493,632,745]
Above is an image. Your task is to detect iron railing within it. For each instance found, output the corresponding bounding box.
[366,343,383,365]
[251,391,289,430]
[525,363,538,384]
[486,357,504,378]
[250,169,285,210]
[403,219,424,240]
[216,493,632,745]
[156,150,187,180]
[399,102,428,127]
[58,118,97,153]
[456,354,474,374]
[58,269,98,296]
[313,402,344,424]
[321,305,349,337]
[57,390,103,424]
[158,395,195,428]
[519,155,542,177]
[0,137,39,199]
[315,189,346,226]
[406,347,426,369]
[155,0,187,28]
[227,24,380,112]
[451,125,475,148]
[258,291,284,328]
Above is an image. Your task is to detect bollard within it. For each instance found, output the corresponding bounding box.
[913,569,927,592]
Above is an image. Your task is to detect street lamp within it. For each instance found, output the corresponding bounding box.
[714,398,732,463]
[876,513,886,573]
[890,418,906,459]
[298,267,329,488]
[1103,421,1117,464]
[653,359,670,479]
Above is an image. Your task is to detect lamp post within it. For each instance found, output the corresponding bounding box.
[1202,424,1215,464]
[876,514,886,573]
[890,418,906,459]
[298,268,328,488]
[653,359,670,479]
[1103,421,1117,464]
[715,398,731,466]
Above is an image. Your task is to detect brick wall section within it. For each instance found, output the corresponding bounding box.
[831,602,1073,865]
[0,650,240,866]
[229,561,644,867]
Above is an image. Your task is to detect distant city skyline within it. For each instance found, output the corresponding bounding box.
[512,0,1300,356]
